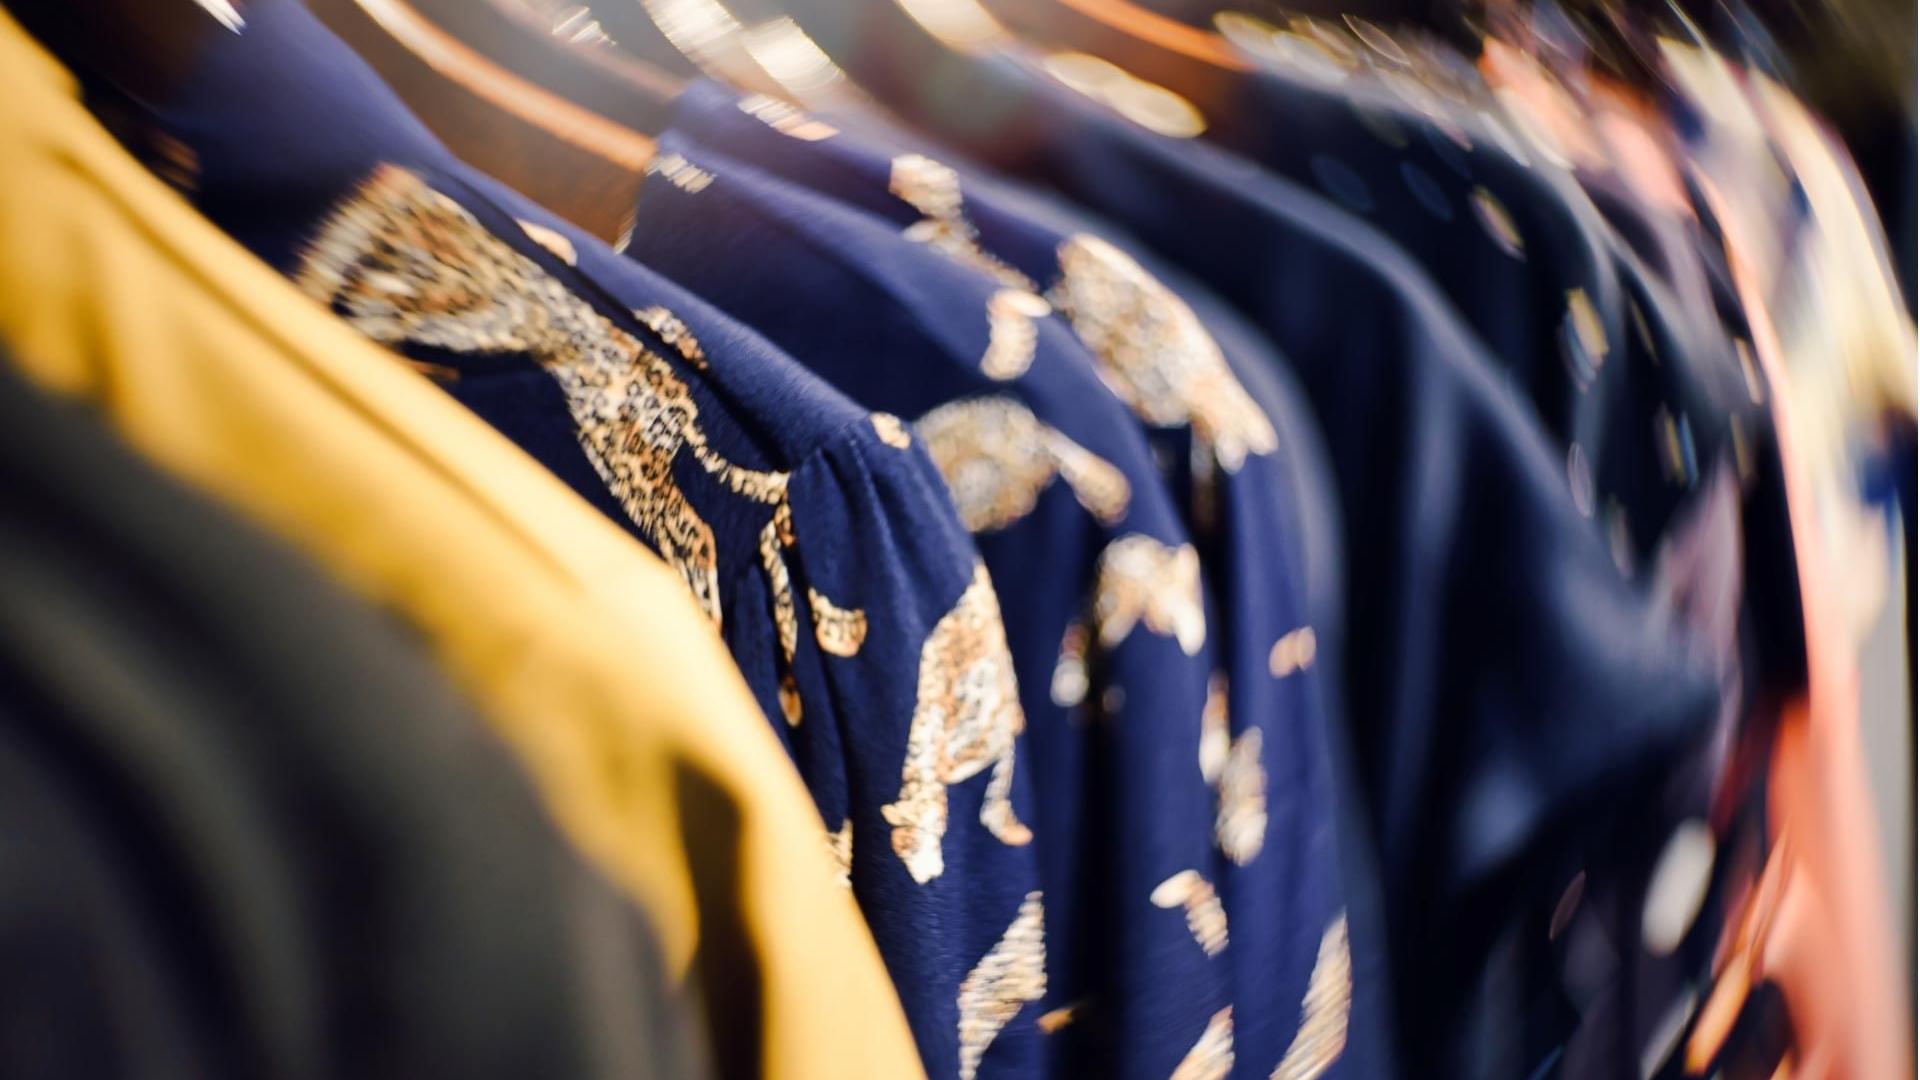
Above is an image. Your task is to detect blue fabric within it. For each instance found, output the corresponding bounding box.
[625,90,1361,1077]
[798,40,1729,1073]
[1210,51,1804,705]
[103,4,1055,1074]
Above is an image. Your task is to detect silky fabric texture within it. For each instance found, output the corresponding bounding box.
[92,5,1045,1068]
[625,99,1354,1078]
[793,35,1726,1074]
[0,13,923,1078]
[0,363,707,1080]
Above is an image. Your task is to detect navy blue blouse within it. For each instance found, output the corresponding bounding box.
[782,31,1730,1072]
[95,3,1053,1073]
[1209,25,1803,701]
[623,92,1358,1078]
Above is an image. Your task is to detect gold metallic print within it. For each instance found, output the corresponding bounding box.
[515,218,578,265]
[808,586,869,656]
[888,153,1276,487]
[759,517,800,667]
[1199,672,1231,783]
[632,304,709,369]
[826,819,854,888]
[297,166,740,623]
[1270,916,1351,1080]
[890,154,1037,290]
[1217,728,1268,865]
[958,891,1047,1080]
[299,167,865,727]
[1152,869,1230,956]
[1268,627,1318,677]
[1036,1000,1085,1034]
[981,288,1054,380]
[1171,1006,1236,1080]
[871,412,913,448]
[1050,621,1092,708]
[915,397,1130,532]
[1094,535,1206,655]
[1048,234,1277,472]
[883,563,1032,883]
[778,674,803,726]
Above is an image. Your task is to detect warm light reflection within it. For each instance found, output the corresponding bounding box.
[642,0,745,67]
[1040,51,1206,138]
[894,0,1009,50]
[738,16,846,95]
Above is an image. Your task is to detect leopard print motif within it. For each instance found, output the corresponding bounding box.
[915,396,1130,533]
[888,153,1278,486]
[296,166,866,698]
[883,562,1032,884]
[1093,535,1207,655]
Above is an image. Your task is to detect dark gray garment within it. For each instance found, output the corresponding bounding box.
[0,359,709,1080]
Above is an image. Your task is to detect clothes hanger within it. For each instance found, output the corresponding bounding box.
[758,0,1197,157]
[307,0,655,242]
[973,0,1249,118]
[576,0,716,79]
[400,0,684,133]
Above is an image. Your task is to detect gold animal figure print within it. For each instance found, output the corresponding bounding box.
[871,412,913,448]
[1199,672,1231,783]
[1216,728,1269,865]
[1035,1000,1085,1034]
[807,586,869,657]
[1269,626,1318,677]
[825,820,854,888]
[958,891,1047,1080]
[915,397,1131,533]
[1050,621,1092,709]
[981,287,1054,380]
[1047,233,1278,472]
[884,563,1033,884]
[296,166,865,699]
[1094,535,1207,655]
[887,153,1278,482]
[889,154,1035,291]
[1152,869,1230,956]
[1171,1006,1235,1080]
[1270,916,1351,1080]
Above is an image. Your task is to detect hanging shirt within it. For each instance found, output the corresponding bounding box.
[0,361,710,1080]
[622,97,1355,1080]
[784,25,1728,1074]
[80,3,1052,1071]
[1209,20,1802,706]
[0,9,925,1077]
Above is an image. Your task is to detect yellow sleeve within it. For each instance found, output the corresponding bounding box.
[0,11,924,1078]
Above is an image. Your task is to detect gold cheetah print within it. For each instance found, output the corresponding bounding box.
[1271,916,1350,1080]
[1152,869,1229,956]
[916,397,1129,532]
[958,892,1047,1080]
[825,819,854,888]
[1047,234,1278,473]
[883,563,1032,883]
[1094,535,1206,655]
[1216,728,1268,865]
[1172,1007,1235,1080]
[887,154,1278,487]
[296,166,863,710]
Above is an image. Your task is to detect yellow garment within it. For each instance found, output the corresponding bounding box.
[0,11,922,1079]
